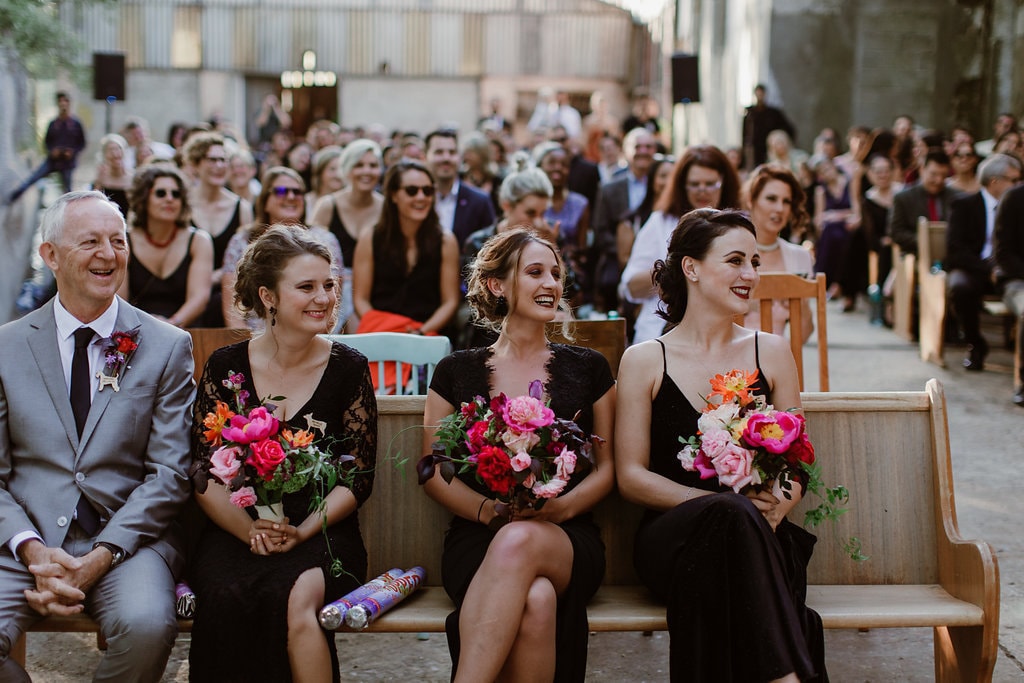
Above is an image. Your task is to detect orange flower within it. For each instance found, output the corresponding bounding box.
[203,401,236,446]
[282,429,314,448]
[708,369,760,406]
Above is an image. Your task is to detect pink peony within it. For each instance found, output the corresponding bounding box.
[229,486,257,508]
[509,452,533,472]
[502,428,540,454]
[699,428,734,460]
[743,411,802,454]
[209,445,242,483]
[692,450,717,479]
[554,450,577,478]
[246,438,287,480]
[531,476,567,499]
[711,443,755,492]
[502,395,555,433]
[221,406,279,445]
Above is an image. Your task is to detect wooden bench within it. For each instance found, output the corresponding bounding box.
[14,380,998,680]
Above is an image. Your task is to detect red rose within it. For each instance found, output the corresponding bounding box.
[114,333,137,354]
[247,438,287,480]
[465,421,490,453]
[475,445,515,496]
[785,432,815,466]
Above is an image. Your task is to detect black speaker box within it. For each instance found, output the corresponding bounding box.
[93,52,126,102]
[671,53,700,104]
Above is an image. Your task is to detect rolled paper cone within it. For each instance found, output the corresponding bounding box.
[343,566,427,630]
[318,568,404,630]
[175,582,196,619]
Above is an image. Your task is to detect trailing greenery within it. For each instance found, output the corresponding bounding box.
[0,0,113,78]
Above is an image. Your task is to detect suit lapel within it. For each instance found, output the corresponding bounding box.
[27,302,80,449]
[78,303,142,453]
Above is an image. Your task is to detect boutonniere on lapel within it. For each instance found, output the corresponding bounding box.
[96,328,140,392]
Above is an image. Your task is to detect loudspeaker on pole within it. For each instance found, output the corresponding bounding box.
[93,52,126,102]
[671,53,700,104]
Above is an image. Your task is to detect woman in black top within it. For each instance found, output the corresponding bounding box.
[118,164,213,327]
[351,160,459,335]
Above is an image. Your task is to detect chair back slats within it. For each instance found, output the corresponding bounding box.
[187,328,252,383]
[323,333,452,395]
[747,272,829,392]
[545,318,627,377]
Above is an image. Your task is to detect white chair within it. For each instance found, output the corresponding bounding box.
[324,332,452,395]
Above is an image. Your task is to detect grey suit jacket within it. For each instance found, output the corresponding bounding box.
[0,298,194,576]
[592,176,632,257]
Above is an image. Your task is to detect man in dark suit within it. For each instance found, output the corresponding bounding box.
[0,192,194,681]
[994,181,1024,406]
[947,154,1022,371]
[888,150,957,256]
[590,128,658,311]
[741,84,795,169]
[425,129,495,249]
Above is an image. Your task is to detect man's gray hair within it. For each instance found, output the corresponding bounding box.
[979,153,1022,187]
[39,190,125,244]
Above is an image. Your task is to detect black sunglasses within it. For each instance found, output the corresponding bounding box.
[401,185,435,198]
[153,188,181,199]
[271,186,303,198]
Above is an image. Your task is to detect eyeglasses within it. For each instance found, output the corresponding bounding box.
[153,188,181,199]
[204,156,228,164]
[401,185,436,198]
[271,186,303,198]
[686,181,723,192]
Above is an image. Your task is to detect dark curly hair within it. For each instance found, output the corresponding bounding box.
[233,223,335,321]
[743,164,809,238]
[466,228,570,334]
[128,164,191,232]
[653,208,756,324]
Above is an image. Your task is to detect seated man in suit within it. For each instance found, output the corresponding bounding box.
[995,182,1024,407]
[0,191,194,681]
[888,149,956,256]
[425,129,495,249]
[948,153,1022,371]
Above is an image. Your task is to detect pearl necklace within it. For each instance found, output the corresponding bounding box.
[756,240,781,252]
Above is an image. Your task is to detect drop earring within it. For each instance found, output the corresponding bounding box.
[269,306,277,327]
[494,296,508,317]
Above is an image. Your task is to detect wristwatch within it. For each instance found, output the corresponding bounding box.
[93,542,127,569]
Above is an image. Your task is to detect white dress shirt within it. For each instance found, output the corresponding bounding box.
[619,211,677,344]
[980,187,998,261]
[435,179,460,234]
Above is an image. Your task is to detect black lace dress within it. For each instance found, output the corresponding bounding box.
[634,339,826,682]
[429,344,614,683]
[188,341,377,683]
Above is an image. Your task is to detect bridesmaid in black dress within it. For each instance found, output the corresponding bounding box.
[189,224,376,682]
[423,228,615,682]
[615,208,826,682]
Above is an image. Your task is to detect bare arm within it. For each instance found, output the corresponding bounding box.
[310,194,335,230]
[169,230,213,327]
[420,233,460,334]
[351,231,375,318]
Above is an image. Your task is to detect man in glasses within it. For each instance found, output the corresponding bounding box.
[7,92,85,204]
[948,154,1022,372]
[425,129,495,249]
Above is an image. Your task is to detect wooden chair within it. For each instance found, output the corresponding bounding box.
[187,328,252,382]
[916,218,948,367]
[747,272,829,391]
[324,332,452,395]
[546,318,628,377]
[892,243,917,342]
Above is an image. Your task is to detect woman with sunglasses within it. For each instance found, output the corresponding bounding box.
[221,167,344,330]
[947,142,981,195]
[620,145,741,344]
[118,164,214,327]
[352,160,460,344]
[183,132,254,326]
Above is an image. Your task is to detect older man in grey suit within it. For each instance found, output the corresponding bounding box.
[0,191,194,682]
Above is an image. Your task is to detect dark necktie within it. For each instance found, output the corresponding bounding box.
[70,327,101,535]
[928,195,940,221]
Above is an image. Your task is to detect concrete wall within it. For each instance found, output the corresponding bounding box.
[340,78,480,135]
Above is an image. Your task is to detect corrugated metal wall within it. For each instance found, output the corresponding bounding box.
[65,0,640,82]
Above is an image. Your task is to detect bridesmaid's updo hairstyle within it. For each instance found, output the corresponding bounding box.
[234,223,334,319]
[654,208,756,324]
[466,227,570,332]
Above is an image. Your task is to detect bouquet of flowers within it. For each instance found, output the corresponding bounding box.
[198,371,356,574]
[679,369,864,560]
[417,380,601,527]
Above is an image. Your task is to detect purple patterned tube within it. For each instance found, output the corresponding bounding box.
[342,566,427,630]
[175,582,195,618]
[318,568,404,630]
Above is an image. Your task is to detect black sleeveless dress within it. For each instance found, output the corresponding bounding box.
[188,341,377,683]
[200,199,243,327]
[126,230,195,319]
[328,202,359,270]
[634,337,827,682]
[429,344,614,682]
